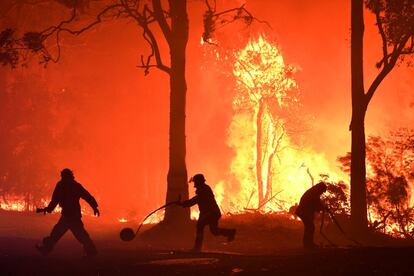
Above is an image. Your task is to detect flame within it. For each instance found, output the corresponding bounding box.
[0,200,27,212]
[208,35,410,238]
[214,35,347,213]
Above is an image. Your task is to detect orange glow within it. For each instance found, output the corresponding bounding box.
[0,200,27,212]
[1,1,414,238]
[213,36,348,213]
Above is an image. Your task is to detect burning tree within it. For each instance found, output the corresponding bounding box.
[231,36,301,209]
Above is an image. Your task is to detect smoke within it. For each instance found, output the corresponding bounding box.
[1,0,413,220]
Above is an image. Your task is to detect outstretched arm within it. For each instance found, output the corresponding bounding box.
[180,196,198,207]
[80,185,99,216]
[45,183,61,213]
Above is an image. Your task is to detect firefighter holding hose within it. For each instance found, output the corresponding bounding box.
[178,173,236,252]
[295,182,327,249]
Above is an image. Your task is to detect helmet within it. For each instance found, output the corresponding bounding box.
[61,168,74,179]
[189,173,206,184]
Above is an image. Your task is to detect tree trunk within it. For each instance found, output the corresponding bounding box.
[163,0,190,224]
[350,0,368,233]
[264,149,275,202]
[256,100,265,207]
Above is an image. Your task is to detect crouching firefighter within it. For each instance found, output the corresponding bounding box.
[36,168,100,257]
[295,182,327,249]
[178,174,236,252]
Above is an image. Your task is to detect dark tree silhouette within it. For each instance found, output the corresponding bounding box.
[322,181,350,216]
[0,0,258,225]
[350,0,414,233]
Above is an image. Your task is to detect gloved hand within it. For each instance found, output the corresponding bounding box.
[36,208,47,215]
[93,207,100,217]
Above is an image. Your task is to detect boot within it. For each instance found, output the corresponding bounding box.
[227,229,236,242]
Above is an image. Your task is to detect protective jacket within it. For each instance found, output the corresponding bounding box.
[182,183,221,218]
[295,185,325,218]
[46,179,98,218]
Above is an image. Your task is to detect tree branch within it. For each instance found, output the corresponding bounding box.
[138,14,170,74]
[374,8,388,68]
[202,0,270,44]
[43,4,122,38]
[152,0,171,44]
[120,2,170,75]
[365,35,411,105]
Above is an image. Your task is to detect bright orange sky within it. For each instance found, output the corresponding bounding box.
[1,0,413,220]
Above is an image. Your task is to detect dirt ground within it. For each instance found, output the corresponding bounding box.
[0,210,413,275]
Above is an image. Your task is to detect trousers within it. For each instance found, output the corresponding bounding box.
[194,213,234,250]
[299,214,316,248]
[42,216,97,255]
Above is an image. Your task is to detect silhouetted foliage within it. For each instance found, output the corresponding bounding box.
[316,174,350,216]
[0,28,19,67]
[323,181,350,216]
[339,129,414,237]
[366,0,414,68]
[22,32,44,52]
[202,1,257,44]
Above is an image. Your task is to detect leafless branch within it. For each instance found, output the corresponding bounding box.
[2,0,172,74]
[202,0,270,44]
[118,1,170,75]
[257,190,283,210]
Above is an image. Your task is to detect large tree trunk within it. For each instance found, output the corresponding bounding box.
[163,0,190,224]
[350,0,368,233]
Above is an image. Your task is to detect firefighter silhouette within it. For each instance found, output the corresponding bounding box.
[36,168,100,256]
[179,174,236,252]
[295,182,327,249]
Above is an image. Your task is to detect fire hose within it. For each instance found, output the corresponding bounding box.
[320,209,362,247]
[120,198,181,241]
[319,210,335,246]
